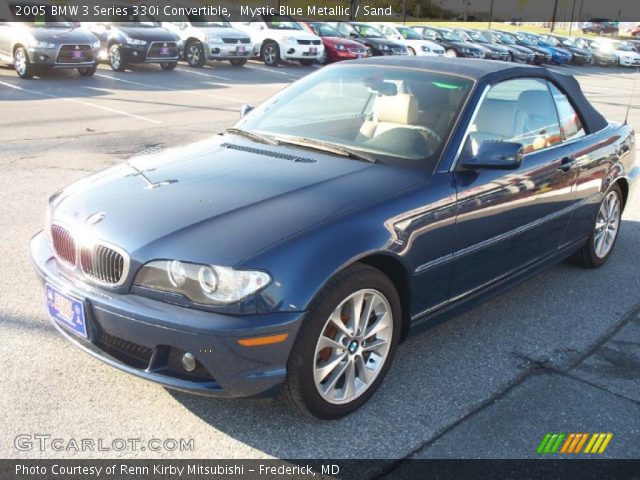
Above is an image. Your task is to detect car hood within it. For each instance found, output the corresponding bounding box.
[477,42,508,53]
[115,26,177,42]
[505,44,533,54]
[265,29,319,42]
[323,37,365,49]
[364,37,402,48]
[30,27,96,43]
[191,27,249,39]
[50,136,419,266]
[566,46,591,56]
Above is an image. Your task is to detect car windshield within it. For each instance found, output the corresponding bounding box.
[355,25,385,38]
[264,15,301,30]
[397,26,422,40]
[466,31,488,43]
[187,14,230,27]
[613,41,635,51]
[515,34,534,46]
[309,23,342,37]
[440,29,464,42]
[236,66,473,170]
[494,32,515,45]
[545,36,560,46]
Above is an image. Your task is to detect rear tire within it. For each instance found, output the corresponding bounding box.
[14,47,34,79]
[160,62,177,71]
[282,264,401,419]
[569,185,622,268]
[261,42,280,66]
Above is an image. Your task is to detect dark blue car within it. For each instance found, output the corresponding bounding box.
[518,32,573,65]
[31,58,637,419]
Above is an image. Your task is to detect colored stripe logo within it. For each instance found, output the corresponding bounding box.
[537,433,613,454]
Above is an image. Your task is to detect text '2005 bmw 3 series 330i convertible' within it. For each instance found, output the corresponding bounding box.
[31,58,638,419]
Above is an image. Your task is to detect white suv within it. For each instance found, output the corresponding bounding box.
[163,17,252,68]
[234,15,324,66]
[376,24,445,56]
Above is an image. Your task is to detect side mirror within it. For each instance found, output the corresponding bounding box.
[349,33,358,38]
[462,141,524,170]
[240,104,254,118]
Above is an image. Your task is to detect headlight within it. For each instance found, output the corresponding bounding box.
[30,40,55,49]
[381,44,390,51]
[336,44,347,51]
[91,39,100,49]
[205,36,222,44]
[421,45,431,52]
[460,47,471,53]
[281,37,297,44]
[134,260,271,305]
[125,36,147,46]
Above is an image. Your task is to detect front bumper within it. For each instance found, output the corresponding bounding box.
[619,57,640,67]
[279,45,324,61]
[30,231,304,398]
[121,44,180,65]
[28,45,101,69]
[205,43,252,61]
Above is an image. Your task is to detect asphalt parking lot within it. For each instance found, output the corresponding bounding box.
[0,59,639,465]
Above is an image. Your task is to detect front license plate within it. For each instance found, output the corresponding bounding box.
[160,47,170,55]
[309,47,317,54]
[46,284,87,338]
[72,51,84,59]
[236,46,246,53]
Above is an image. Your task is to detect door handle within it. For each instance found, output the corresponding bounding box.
[557,157,574,173]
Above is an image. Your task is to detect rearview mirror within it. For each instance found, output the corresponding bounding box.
[240,104,254,118]
[462,141,524,170]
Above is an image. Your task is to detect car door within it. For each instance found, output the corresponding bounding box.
[450,77,577,299]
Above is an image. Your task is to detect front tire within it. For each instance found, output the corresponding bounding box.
[570,185,622,268]
[109,45,127,72]
[282,264,401,419]
[261,42,280,66]
[445,48,458,58]
[186,41,206,67]
[160,62,177,71]
[407,46,416,56]
[14,47,34,79]
[300,59,315,66]
[229,58,247,67]
[78,65,97,76]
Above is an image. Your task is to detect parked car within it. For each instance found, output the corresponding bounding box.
[0,19,100,78]
[299,22,367,65]
[374,23,445,56]
[87,17,181,72]
[630,24,640,39]
[517,32,572,64]
[479,30,535,63]
[31,57,636,419]
[162,15,251,68]
[594,39,640,66]
[582,19,619,36]
[494,30,551,64]
[234,15,323,67]
[334,22,407,56]
[412,25,485,58]
[580,38,619,66]
[541,34,594,65]
[452,28,511,61]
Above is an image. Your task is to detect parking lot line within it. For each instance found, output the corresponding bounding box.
[94,72,248,104]
[175,67,235,83]
[0,79,162,124]
[244,65,306,78]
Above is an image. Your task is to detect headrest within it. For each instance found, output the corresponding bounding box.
[374,94,419,125]
[518,90,556,116]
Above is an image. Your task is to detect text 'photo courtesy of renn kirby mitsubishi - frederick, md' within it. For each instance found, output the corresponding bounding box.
[1,0,640,479]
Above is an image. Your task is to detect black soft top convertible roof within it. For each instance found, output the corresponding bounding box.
[349,57,609,134]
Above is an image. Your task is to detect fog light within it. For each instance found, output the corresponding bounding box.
[287,49,295,54]
[181,352,196,372]
[39,55,46,61]
[212,48,220,54]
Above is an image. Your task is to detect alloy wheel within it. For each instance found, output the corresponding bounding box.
[594,191,621,259]
[265,45,276,64]
[445,49,457,58]
[187,44,201,65]
[110,47,121,69]
[313,289,393,405]
[14,49,26,75]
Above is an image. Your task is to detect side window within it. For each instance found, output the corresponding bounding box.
[469,78,562,154]
[548,83,586,141]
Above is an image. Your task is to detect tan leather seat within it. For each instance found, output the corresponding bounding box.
[360,93,433,139]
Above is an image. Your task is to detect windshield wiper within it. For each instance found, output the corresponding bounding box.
[274,136,378,163]
[223,127,280,146]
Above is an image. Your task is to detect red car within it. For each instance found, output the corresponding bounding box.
[631,24,640,39]
[300,21,368,64]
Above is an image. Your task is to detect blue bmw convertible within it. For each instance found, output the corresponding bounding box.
[31,57,637,419]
